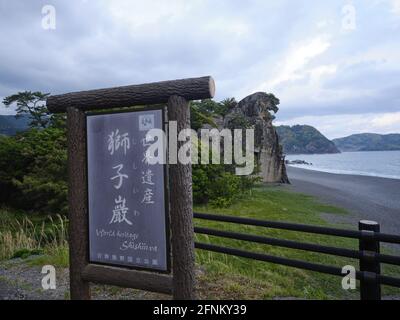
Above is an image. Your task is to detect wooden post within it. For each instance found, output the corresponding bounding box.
[81,265,172,294]
[168,95,196,300]
[67,107,91,300]
[359,220,381,300]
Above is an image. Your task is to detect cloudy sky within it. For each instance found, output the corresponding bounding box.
[0,0,399,138]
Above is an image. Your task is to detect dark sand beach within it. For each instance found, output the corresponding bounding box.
[286,166,400,235]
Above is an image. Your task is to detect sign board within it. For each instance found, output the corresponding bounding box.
[47,76,214,299]
[86,108,169,272]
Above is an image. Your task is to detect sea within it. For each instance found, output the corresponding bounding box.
[286,150,400,180]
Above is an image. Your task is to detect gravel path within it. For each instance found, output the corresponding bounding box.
[0,257,169,300]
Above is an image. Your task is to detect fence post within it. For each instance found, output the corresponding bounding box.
[358,220,381,300]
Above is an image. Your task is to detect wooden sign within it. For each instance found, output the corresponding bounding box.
[46,76,215,300]
[86,109,169,271]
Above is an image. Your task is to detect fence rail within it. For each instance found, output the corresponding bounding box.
[194,212,400,244]
[193,212,400,300]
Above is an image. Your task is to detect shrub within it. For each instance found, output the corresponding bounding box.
[0,96,259,213]
[193,164,257,207]
[0,127,67,214]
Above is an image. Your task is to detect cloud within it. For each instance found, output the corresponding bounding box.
[0,1,399,138]
[371,112,400,128]
[256,36,331,90]
[391,0,400,14]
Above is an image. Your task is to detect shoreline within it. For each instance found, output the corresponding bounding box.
[285,166,400,235]
[285,150,400,180]
[287,164,400,180]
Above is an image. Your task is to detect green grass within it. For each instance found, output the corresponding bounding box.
[1,186,400,300]
[194,185,400,299]
[26,245,69,268]
[0,207,68,262]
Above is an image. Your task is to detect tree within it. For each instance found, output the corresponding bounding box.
[190,100,218,131]
[218,97,237,118]
[3,91,50,128]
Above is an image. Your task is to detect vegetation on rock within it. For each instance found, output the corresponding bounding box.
[224,92,289,183]
[333,133,400,152]
[276,125,340,155]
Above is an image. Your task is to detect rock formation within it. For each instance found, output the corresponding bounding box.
[333,133,400,152]
[276,125,340,154]
[224,92,289,184]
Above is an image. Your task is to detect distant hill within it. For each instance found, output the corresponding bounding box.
[0,115,30,135]
[276,125,340,155]
[333,133,400,152]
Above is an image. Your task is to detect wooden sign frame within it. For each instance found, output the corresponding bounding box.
[47,76,216,300]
